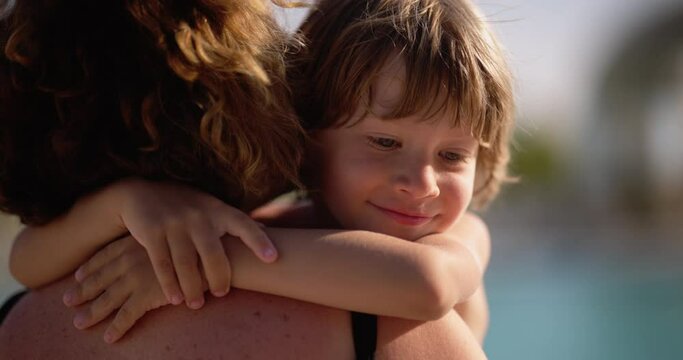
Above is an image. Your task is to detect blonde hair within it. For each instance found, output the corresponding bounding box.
[289,0,515,208]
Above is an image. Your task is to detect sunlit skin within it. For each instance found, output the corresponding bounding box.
[313,58,480,241]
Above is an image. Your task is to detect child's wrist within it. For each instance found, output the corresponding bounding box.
[108,177,142,230]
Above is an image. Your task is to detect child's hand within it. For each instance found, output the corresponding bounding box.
[63,236,171,343]
[111,178,277,309]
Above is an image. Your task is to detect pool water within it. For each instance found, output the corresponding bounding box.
[485,259,683,360]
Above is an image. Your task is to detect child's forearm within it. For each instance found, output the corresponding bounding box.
[9,184,128,288]
[223,227,482,321]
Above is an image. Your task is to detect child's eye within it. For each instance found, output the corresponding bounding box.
[440,151,467,163]
[367,136,400,150]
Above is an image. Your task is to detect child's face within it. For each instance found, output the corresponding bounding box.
[313,59,479,240]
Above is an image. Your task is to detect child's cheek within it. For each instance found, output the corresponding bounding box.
[438,175,475,230]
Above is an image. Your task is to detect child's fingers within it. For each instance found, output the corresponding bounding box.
[220,208,278,263]
[72,279,129,330]
[102,279,169,344]
[75,236,135,282]
[191,227,231,297]
[64,266,119,307]
[167,232,205,310]
[144,238,184,306]
[102,298,145,344]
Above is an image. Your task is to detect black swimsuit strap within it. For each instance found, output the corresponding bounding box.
[351,311,377,360]
[0,290,28,325]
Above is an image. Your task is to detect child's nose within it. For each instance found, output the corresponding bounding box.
[393,162,440,199]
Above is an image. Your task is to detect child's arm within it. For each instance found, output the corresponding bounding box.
[66,211,486,343]
[9,178,277,308]
[448,213,491,343]
[225,226,481,319]
[9,184,129,288]
[255,211,488,319]
[250,201,487,318]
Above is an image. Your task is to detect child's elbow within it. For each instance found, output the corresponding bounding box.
[411,286,453,321]
[9,241,42,289]
[8,251,29,288]
[409,256,456,320]
[9,267,44,290]
[415,290,453,321]
[413,250,481,320]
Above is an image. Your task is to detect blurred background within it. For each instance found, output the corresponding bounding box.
[2,0,683,358]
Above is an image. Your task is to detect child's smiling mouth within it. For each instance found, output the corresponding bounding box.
[368,202,434,226]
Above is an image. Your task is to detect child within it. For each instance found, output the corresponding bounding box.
[263,1,513,352]
[9,0,513,356]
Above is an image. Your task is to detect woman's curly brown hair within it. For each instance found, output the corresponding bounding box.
[0,0,305,225]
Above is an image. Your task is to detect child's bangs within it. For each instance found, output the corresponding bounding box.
[385,48,495,149]
[325,0,502,148]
